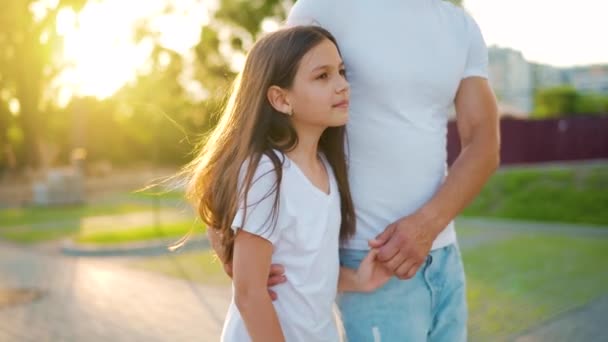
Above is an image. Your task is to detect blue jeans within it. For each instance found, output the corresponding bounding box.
[337,244,467,342]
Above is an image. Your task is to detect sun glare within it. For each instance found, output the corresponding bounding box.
[55,3,149,102]
[55,0,208,104]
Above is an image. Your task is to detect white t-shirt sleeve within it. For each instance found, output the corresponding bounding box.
[462,14,489,79]
[231,155,284,245]
[285,0,325,27]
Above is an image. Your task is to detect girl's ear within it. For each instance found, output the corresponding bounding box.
[267,85,292,116]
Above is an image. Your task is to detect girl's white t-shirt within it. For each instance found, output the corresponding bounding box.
[221,152,342,342]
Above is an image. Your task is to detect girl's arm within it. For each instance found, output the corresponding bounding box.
[338,267,361,292]
[338,249,392,293]
[233,230,285,342]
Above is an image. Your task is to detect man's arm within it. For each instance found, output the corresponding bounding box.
[426,76,500,229]
[370,76,500,279]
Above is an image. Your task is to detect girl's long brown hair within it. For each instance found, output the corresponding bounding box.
[183,26,355,262]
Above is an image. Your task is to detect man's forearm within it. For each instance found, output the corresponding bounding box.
[415,136,499,237]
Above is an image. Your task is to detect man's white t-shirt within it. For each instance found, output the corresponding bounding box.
[221,152,342,342]
[287,0,489,251]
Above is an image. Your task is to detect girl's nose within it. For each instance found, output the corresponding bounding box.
[336,77,350,93]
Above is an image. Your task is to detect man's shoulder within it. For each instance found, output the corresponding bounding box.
[287,0,342,27]
[435,2,479,33]
[287,0,325,20]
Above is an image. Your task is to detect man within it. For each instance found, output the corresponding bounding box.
[212,0,499,340]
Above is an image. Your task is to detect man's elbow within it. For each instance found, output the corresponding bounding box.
[466,130,500,171]
[489,148,500,172]
[474,130,500,173]
[487,135,501,172]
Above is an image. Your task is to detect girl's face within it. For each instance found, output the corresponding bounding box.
[286,39,350,128]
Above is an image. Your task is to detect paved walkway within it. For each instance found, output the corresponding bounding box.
[0,242,230,341]
[456,217,608,251]
[1,217,607,341]
[514,295,608,342]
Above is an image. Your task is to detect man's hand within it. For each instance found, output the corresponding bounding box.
[368,213,436,280]
[207,227,287,300]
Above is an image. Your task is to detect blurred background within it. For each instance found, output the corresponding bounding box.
[0,0,606,341]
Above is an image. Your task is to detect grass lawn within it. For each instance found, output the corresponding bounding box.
[129,189,186,201]
[0,200,198,244]
[0,202,154,227]
[462,163,608,225]
[464,233,608,341]
[74,220,204,245]
[0,220,202,245]
[0,226,80,244]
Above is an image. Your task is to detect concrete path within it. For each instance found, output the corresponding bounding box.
[0,242,230,342]
[513,296,608,342]
[2,216,607,341]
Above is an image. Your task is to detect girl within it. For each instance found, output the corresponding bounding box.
[183,26,390,342]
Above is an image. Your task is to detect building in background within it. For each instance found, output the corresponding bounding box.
[488,46,533,115]
[487,46,608,117]
[531,63,567,90]
[566,65,608,94]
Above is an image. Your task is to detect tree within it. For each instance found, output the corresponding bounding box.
[575,93,608,115]
[111,47,202,165]
[193,0,293,100]
[0,0,87,170]
[533,86,608,118]
[0,99,12,171]
[533,86,579,118]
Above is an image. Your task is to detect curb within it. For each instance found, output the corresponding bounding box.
[61,235,210,257]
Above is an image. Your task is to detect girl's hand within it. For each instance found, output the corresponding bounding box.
[355,249,392,293]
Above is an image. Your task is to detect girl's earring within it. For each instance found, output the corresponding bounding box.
[285,108,293,116]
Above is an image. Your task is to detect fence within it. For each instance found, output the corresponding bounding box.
[447,116,608,165]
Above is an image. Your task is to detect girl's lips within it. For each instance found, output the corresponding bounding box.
[333,100,349,109]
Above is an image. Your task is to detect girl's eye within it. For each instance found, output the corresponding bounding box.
[339,68,347,77]
[317,72,328,80]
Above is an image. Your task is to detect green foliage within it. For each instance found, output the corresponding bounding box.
[533,86,608,118]
[0,0,300,169]
[574,92,608,115]
[462,163,608,225]
[0,0,87,169]
[532,86,579,118]
[194,0,293,98]
[109,48,203,165]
